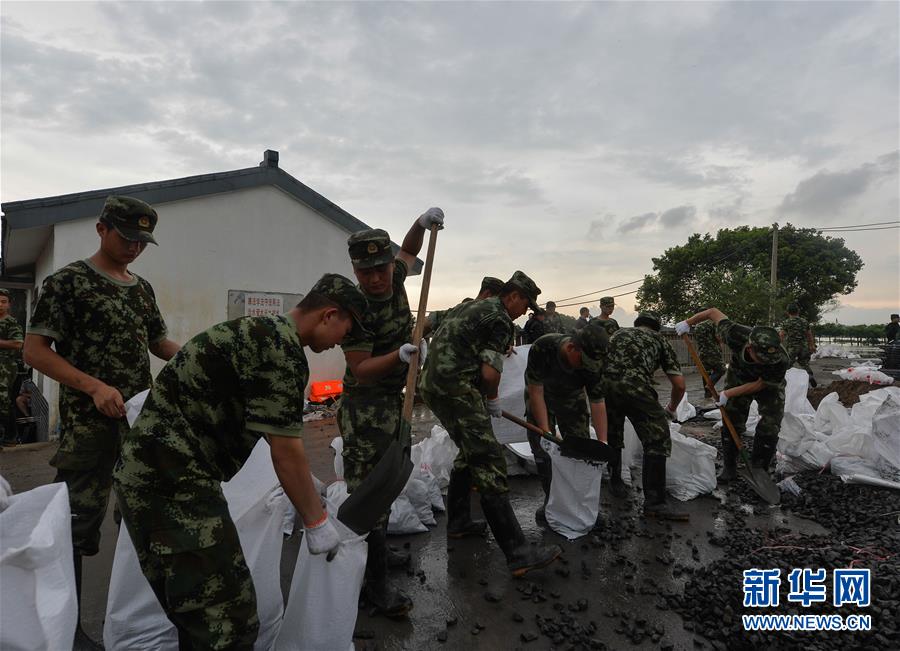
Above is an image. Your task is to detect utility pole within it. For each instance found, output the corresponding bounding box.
[769,223,778,324]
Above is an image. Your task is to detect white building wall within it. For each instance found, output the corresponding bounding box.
[40,185,362,433]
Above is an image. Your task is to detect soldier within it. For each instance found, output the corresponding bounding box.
[0,289,24,444]
[525,322,609,525]
[603,312,688,520]
[594,296,619,337]
[23,195,181,649]
[575,306,592,329]
[114,274,366,650]
[693,319,726,398]
[543,301,564,334]
[339,208,444,618]
[426,276,504,335]
[887,314,900,342]
[419,271,562,577]
[676,309,791,483]
[523,308,547,344]
[779,303,817,387]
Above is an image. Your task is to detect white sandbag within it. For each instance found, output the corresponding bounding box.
[620,419,642,485]
[326,480,350,510]
[387,494,428,535]
[489,344,531,444]
[811,345,860,360]
[0,483,77,651]
[785,368,815,416]
[675,393,697,422]
[402,473,436,527]
[665,425,716,501]
[104,440,287,651]
[833,366,895,385]
[872,396,900,482]
[125,389,150,427]
[331,436,345,479]
[777,413,832,472]
[419,468,445,512]
[850,387,900,424]
[813,392,850,435]
[275,511,367,651]
[412,426,459,489]
[712,401,759,436]
[829,455,880,478]
[542,438,602,540]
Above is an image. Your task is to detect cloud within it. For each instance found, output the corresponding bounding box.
[659,205,696,227]
[779,150,899,218]
[618,206,697,233]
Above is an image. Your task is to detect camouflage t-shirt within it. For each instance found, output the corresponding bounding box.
[0,314,24,362]
[693,320,723,367]
[594,318,620,337]
[419,296,514,395]
[718,319,790,386]
[342,259,412,394]
[780,316,810,353]
[543,313,564,335]
[604,326,682,386]
[525,334,604,402]
[27,259,167,427]
[115,314,307,495]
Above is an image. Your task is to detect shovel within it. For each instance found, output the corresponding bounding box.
[501,410,612,463]
[337,224,440,534]
[681,334,780,505]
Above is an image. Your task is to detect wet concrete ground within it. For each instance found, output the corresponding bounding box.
[0,360,843,649]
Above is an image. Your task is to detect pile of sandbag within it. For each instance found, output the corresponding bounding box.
[832,361,895,385]
[811,344,861,360]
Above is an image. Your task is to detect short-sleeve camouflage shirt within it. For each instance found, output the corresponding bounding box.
[115,314,308,495]
[718,319,790,386]
[27,260,167,427]
[526,334,604,402]
[693,320,723,367]
[780,316,810,352]
[342,259,412,393]
[0,315,24,362]
[594,318,620,337]
[419,296,514,395]
[543,313,564,335]
[604,326,682,386]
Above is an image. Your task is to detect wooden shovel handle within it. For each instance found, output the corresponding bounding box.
[501,410,560,441]
[401,224,440,422]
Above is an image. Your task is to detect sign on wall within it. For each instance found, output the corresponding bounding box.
[227,290,304,321]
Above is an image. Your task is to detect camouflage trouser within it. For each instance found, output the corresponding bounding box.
[699,358,726,389]
[52,415,124,556]
[787,347,814,379]
[114,486,259,650]
[0,360,16,439]
[419,385,508,495]
[525,389,591,479]
[603,380,671,458]
[338,389,404,526]
[723,370,785,445]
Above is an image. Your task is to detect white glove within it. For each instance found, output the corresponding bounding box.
[716,392,729,407]
[675,320,691,336]
[486,396,502,418]
[398,339,428,367]
[0,474,12,513]
[304,513,341,556]
[418,207,445,230]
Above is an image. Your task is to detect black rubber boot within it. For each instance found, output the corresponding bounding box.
[717,431,739,484]
[480,492,561,578]
[607,447,627,497]
[387,545,411,569]
[534,453,552,526]
[72,553,105,650]
[641,455,689,522]
[751,436,778,472]
[362,527,413,618]
[446,468,487,538]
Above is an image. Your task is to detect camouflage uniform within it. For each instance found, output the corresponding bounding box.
[339,257,413,497]
[0,311,24,440]
[719,319,790,469]
[693,320,725,389]
[575,316,591,330]
[419,295,515,494]
[523,317,546,344]
[28,258,167,555]
[594,317,620,337]
[543,312,564,335]
[780,315,814,381]
[114,313,309,650]
[603,326,682,457]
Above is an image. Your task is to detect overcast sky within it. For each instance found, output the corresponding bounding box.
[2,1,897,325]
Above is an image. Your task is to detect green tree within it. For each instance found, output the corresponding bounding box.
[636,225,863,325]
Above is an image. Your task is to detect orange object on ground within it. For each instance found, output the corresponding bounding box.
[308,380,343,403]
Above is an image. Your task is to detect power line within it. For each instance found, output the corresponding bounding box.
[554,288,639,309]
[815,220,899,230]
[552,279,645,303]
[818,225,900,232]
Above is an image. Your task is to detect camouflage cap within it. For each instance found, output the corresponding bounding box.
[480,276,505,296]
[634,310,661,331]
[599,296,615,307]
[749,326,784,364]
[100,195,158,245]
[507,271,542,311]
[347,228,394,269]
[309,273,370,338]
[575,322,609,363]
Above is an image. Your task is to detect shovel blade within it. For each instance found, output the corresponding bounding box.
[560,437,613,463]
[737,465,781,505]
[337,438,414,534]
